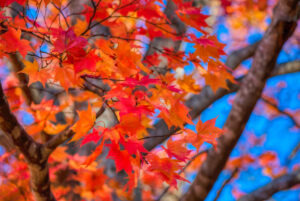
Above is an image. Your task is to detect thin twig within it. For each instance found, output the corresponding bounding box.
[213,168,239,201]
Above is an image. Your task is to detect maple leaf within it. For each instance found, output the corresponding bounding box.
[52,28,87,55]
[102,127,120,143]
[83,3,110,25]
[25,99,63,135]
[0,27,31,57]
[176,6,209,33]
[201,60,236,93]
[161,138,191,161]
[70,104,96,142]
[52,64,81,91]
[81,128,103,147]
[49,147,68,163]
[67,50,100,74]
[227,155,255,170]
[44,123,68,135]
[120,137,148,157]
[83,139,105,167]
[191,36,226,63]
[158,96,193,129]
[19,60,49,86]
[112,40,141,76]
[195,117,223,148]
[73,18,88,36]
[113,96,154,118]
[259,151,277,166]
[121,75,159,89]
[0,0,26,7]
[118,113,147,138]
[137,2,165,19]
[177,74,201,94]
[106,142,133,174]
[124,172,138,193]
[146,153,190,188]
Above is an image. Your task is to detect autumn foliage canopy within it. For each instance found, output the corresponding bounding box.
[0,0,299,201]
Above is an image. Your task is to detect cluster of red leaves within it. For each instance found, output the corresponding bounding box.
[0,153,32,201]
[0,0,234,199]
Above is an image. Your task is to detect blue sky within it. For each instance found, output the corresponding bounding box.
[187,15,300,201]
[0,2,299,200]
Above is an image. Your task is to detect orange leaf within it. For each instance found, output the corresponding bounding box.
[0,27,31,57]
[70,104,96,142]
[19,60,49,87]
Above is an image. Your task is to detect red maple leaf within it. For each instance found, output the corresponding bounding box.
[107,142,133,174]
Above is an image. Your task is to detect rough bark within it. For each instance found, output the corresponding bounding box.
[237,168,300,201]
[9,54,35,105]
[0,82,42,163]
[0,82,55,201]
[181,0,299,200]
[272,60,300,76]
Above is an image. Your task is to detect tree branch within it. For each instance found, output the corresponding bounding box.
[213,168,239,201]
[289,141,300,160]
[261,95,300,128]
[156,149,209,201]
[237,168,300,201]
[143,0,186,73]
[144,42,258,150]
[0,81,41,162]
[181,0,299,200]
[43,80,116,156]
[44,128,74,155]
[225,42,259,70]
[0,81,55,201]
[272,60,300,76]
[145,57,300,151]
[9,53,35,105]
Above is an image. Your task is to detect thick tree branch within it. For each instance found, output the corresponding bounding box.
[181,0,299,200]
[8,53,56,144]
[237,168,300,201]
[9,53,35,105]
[44,129,74,155]
[272,60,300,76]
[0,81,55,201]
[225,42,259,69]
[43,81,116,156]
[0,130,14,151]
[0,81,42,163]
